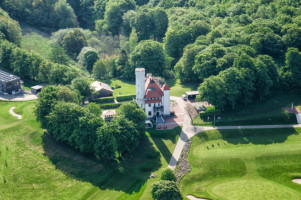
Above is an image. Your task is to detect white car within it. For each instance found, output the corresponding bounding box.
[182,95,187,100]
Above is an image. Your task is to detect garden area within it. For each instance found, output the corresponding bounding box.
[0,101,181,200]
[180,128,301,200]
[193,94,300,126]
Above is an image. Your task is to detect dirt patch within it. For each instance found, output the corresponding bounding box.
[292,179,301,184]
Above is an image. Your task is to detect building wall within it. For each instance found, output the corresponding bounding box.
[145,102,163,119]
[135,68,145,109]
[163,90,170,116]
[1,79,21,94]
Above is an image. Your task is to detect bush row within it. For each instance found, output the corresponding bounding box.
[91,96,115,104]
[100,103,123,109]
[116,94,136,102]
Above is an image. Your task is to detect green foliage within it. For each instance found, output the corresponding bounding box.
[116,94,136,101]
[84,50,99,72]
[151,180,182,200]
[57,86,79,104]
[61,28,87,58]
[93,59,108,79]
[91,97,115,104]
[71,77,92,100]
[131,40,166,76]
[100,103,123,109]
[49,45,70,65]
[160,168,176,182]
[0,9,22,46]
[86,102,103,116]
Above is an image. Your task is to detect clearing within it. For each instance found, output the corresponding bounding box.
[179,128,301,200]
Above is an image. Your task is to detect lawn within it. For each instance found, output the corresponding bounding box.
[179,128,301,200]
[0,101,181,200]
[193,94,300,126]
[103,78,199,97]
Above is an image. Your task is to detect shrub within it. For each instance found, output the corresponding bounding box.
[160,168,177,182]
[116,94,136,102]
[100,103,123,109]
[151,180,182,200]
[91,97,115,104]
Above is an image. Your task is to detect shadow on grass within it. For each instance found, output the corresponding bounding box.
[148,127,181,163]
[42,133,161,194]
[198,128,298,145]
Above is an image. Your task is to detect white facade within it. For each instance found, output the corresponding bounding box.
[135,68,170,119]
[135,68,145,109]
[163,90,170,116]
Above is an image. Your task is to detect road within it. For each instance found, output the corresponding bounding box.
[168,96,301,170]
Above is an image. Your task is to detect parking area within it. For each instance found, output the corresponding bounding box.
[0,90,37,101]
[157,101,185,130]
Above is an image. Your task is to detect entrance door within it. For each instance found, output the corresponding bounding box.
[156,112,160,117]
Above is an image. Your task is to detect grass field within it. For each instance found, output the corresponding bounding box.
[180,128,301,200]
[193,94,300,126]
[0,101,181,200]
[103,78,199,97]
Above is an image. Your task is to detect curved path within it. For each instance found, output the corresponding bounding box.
[9,107,22,119]
[168,96,301,169]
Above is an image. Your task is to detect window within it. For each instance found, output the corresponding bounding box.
[148,111,152,116]
[149,103,151,107]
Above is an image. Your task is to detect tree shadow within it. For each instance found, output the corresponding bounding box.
[148,127,181,163]
[203,128,299,145]
[42,133,161,194]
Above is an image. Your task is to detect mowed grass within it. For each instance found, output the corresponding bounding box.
[193,94,300,126]
[0,101,181,200]
[180,128,301,200]
[103,78,199,97]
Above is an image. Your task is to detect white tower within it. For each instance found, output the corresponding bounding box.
[135,68,145,109]
[162,84,170,116]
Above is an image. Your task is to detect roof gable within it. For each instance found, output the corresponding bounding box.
[145,78,164,98]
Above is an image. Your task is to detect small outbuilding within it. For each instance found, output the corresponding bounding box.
[90,81,113,99]
[0,70,21,95]
[185,91,200,99]
[31,85,44,95]
[101,110,116,121]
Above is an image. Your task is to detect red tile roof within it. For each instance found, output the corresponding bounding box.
[145,78,164,98]
[145,99,162,104]
[162,83,170,91]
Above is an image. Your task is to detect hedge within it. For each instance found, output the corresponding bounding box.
[91,96,115,104]
[100,103,123,109]
[116,94,136,102]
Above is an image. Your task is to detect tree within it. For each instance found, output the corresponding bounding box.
[219,67,242,109]
[61,28,87,58]
[49,45,70,65]
[94,123,116,160]
[54,0,78,29]
[71,77,92,102]
[57,86,79,104]
[151,181,182,200]
[84,50,99,72]
[160,168,176,182]
[131,40,166,76]
[151,8,168,41]
[199,76,226,111]
[285,47,301,90]
[93,59,108,79]
[86,102,102,116]
[118,101,146,137]
[255,60,273,100]
[35,85,59,128]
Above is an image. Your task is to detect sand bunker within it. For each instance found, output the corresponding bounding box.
[186,195,208,200]
[292,179,301,184]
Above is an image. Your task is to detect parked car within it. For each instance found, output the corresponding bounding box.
[182,95,187,100]
[194,105,207,112]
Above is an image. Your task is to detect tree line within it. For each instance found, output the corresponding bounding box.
[35,85,147,160]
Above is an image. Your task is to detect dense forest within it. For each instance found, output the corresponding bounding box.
[1,0,301,110]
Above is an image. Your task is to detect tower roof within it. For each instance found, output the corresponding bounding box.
[145,77,164,98]
[162,83,170,91]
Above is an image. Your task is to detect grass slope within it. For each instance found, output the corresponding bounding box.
[180,128,301,200]
[193,94,300,126]
[0,101,181,199]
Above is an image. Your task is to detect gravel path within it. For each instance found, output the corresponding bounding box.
[186,195,208,200]
[9,107,22,119]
